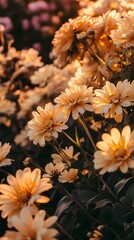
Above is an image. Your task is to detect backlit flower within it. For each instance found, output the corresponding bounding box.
[92,80,131,122]
[94,126,134,174]
[30,65,59,87]
[110,11,134,48]
[54,84,94,121]
[14,126,28,147]
[0,142,12,167]
[58,168,78,183]
[18,48,43,67]
[2,207,58,240]
[28,103,68,147]
[52,146,80,166]
[0,99,16,116]
[52,15,91,66]
[43,162,66,178]
[0,167,52,226]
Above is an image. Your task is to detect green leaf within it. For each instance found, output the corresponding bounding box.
[75,127,81,147]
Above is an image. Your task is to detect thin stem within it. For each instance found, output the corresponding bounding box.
[31,160,46,173]
[62,186,100,224]
[92,170,134,213]
[46,213,74,240]
[0,169,10,176]
[78,116,97,151]
[8,66,26,89]
[63,131,92,157]
[84,39,106,65]
[55,222,75,240]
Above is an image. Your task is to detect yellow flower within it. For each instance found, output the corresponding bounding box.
[58,168,78,183]
[0,99,16,116]
[94,126,134,174]
[2,207,58,240]
[28,103,68,147]
[43,162,66,178]
[54,84,94,121]
[110,11,134,48]
[0,168,52,227]
[92,80,131,122]
[52,146,80,166]
[18,48,43,67]
[52,15,91,67]
[0,142,12,167]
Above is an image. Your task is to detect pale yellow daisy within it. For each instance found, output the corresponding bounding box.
[94,126,134,174]
[0,168,52,227]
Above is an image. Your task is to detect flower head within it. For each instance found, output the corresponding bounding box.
[92,80,131,122]
[55,85,94,121]
[28,103,68,147]
[110,11,134,48]
[52,15,91,66]
[58,168,78,183]
[2,207,58,240]
[52,146,80,166]
[0,167,52,226]
[0,142,12,167]
[18,48,43,68]
[43,162,66,179]
[94,126,134,174]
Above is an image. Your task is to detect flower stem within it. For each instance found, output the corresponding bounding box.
[55,222,75,240]
[92,170,134,213]
[62,186,100,224]
[78,116,97,151]
[63,131,92,157]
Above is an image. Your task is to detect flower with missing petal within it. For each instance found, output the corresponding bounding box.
[94,126,134,174]
[92,80,131,122]
[28,103,68,147]
[58,168,78,183]
[54,85,94,121]
[0,167,52,227]
[2,207,58,240]
[52,146,80,166]
[0,142,12,167]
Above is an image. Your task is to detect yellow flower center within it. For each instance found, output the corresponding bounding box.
[18,191,31,206]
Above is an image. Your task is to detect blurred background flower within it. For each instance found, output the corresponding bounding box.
[0,0,79,63]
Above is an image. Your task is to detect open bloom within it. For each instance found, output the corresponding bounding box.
[58,168,78,183]
[2,207,58,240]
[110,11,134,48]
[92,80,131,122]
[43,162,66,179]
[52,15,91,66]
[94,126,134,174]
[0,168,52,227]
[28,103,68,147]
[52,146,80,166]
[0,142,12,167]
[54,85,94,121]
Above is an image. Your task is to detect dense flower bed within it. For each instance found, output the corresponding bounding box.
[0,0,134,239]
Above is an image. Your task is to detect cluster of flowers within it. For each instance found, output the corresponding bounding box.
[0,32,79,153]
[0,0,134,239]
[0,0,79,62]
